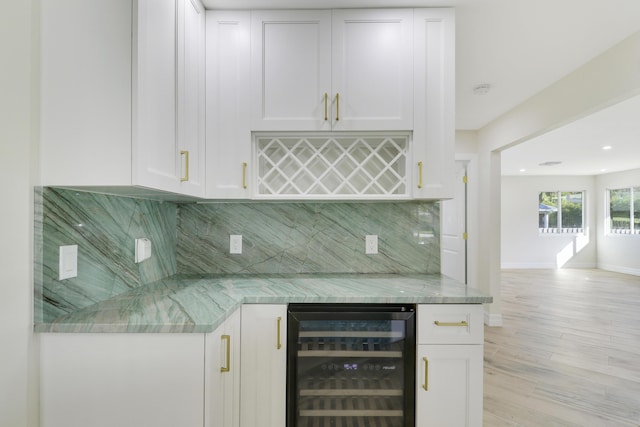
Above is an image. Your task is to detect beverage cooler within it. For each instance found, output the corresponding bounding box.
[287,304,416,427]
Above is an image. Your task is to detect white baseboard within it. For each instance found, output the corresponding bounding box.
[596,264,640,277]
[484,311,503,327]
[501,262,597,269]
[501,262,555,269]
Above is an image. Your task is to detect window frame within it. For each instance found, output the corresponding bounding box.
[606,186,640,236]
[538,190,585,235]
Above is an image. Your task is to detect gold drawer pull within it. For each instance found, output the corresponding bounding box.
[422,357,429,391]
[324,93,328,121]
[335,93,340,121]
[242,162,247,189]
[277,316,283,350]
[220,334,231,372]
[434,320,468,327]
[417,161,423,189]
[180,150,189,182]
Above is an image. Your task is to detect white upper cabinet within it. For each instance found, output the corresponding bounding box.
[412,8,455,199]
[206,11,252,198]
[40,0,133,187]
[132,0,206,197]
[251,10,332,131]
[41,0,205,197]
[177,0,207,197]
[250,9,413,132]
[133,0,181,193]
[331,9,414,131]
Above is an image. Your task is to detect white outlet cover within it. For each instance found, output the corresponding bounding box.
[230,235,242,254]
[59,244,78,280]
[135,238,152,263]
[365,235,378,255]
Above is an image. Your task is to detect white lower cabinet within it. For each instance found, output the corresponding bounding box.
[40,333,205,427]
[205,308,241,427]
[416,344,483,427]
[240,304,287,427]
[416,304,484,427]
[40,303,483,427]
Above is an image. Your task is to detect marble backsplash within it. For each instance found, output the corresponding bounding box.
[177,201,440,274]
[34,188,177,323]
[35,187,440,323]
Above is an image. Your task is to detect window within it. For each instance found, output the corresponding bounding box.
[539,191,584,234]
[608,187,640,235]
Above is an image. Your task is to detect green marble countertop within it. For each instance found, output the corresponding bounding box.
[35,274,493,333]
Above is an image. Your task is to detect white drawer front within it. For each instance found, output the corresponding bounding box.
[418,304,484,344]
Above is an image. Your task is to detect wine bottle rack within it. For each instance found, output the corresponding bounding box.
[255,133,409,198]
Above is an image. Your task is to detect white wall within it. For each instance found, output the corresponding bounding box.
[596,168,640,275]
[501,175,597,269]
[0,1,40,426]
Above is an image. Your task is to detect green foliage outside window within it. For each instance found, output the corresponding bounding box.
[539,191,584,232]
[609,187,640,233]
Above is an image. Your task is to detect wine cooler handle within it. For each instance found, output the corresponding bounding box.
[277,316,283,350]
[221,334,231,373]
[422,357,429,391]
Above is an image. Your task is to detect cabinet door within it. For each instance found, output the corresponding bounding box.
[251,10,332,131]
[240,304,287,427]
[331,9,414,131]
[206,11,252,198]
[416,345,483,427]
[133,0,181,193]
[177,0,206,197]
[412,9,455,199]
[205,308,241,427]
[40,0,132,186]
[40,333,205,427]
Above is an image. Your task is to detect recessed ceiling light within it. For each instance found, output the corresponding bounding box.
[473,84,491,95]
[600,168,608,172]
[538,161,563,166]
[602,145,612,150]
[519,168,526,172]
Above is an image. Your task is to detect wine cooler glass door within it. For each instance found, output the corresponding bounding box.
[288,305,416,427]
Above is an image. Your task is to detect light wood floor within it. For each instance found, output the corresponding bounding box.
[483,269,640,426]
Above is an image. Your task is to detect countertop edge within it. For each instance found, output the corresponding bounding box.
[35,274,493,333]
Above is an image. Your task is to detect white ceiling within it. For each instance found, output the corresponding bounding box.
[202,0,640,175]
[501,94,640,176]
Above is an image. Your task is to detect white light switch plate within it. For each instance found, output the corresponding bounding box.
[135,238,152,263]
[230,235,242,254]
[365,235,378,255]
[59,245,78,280]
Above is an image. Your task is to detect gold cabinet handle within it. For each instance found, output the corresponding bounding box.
[335,93,340,121]
[324,93,328,121]
[422,357,429,391]
[180,150,189,182]
[434,320,468,327]
[220,334,231,372]
[276,316,283,350]
[417,161,423,189]
[242,162,247,189]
